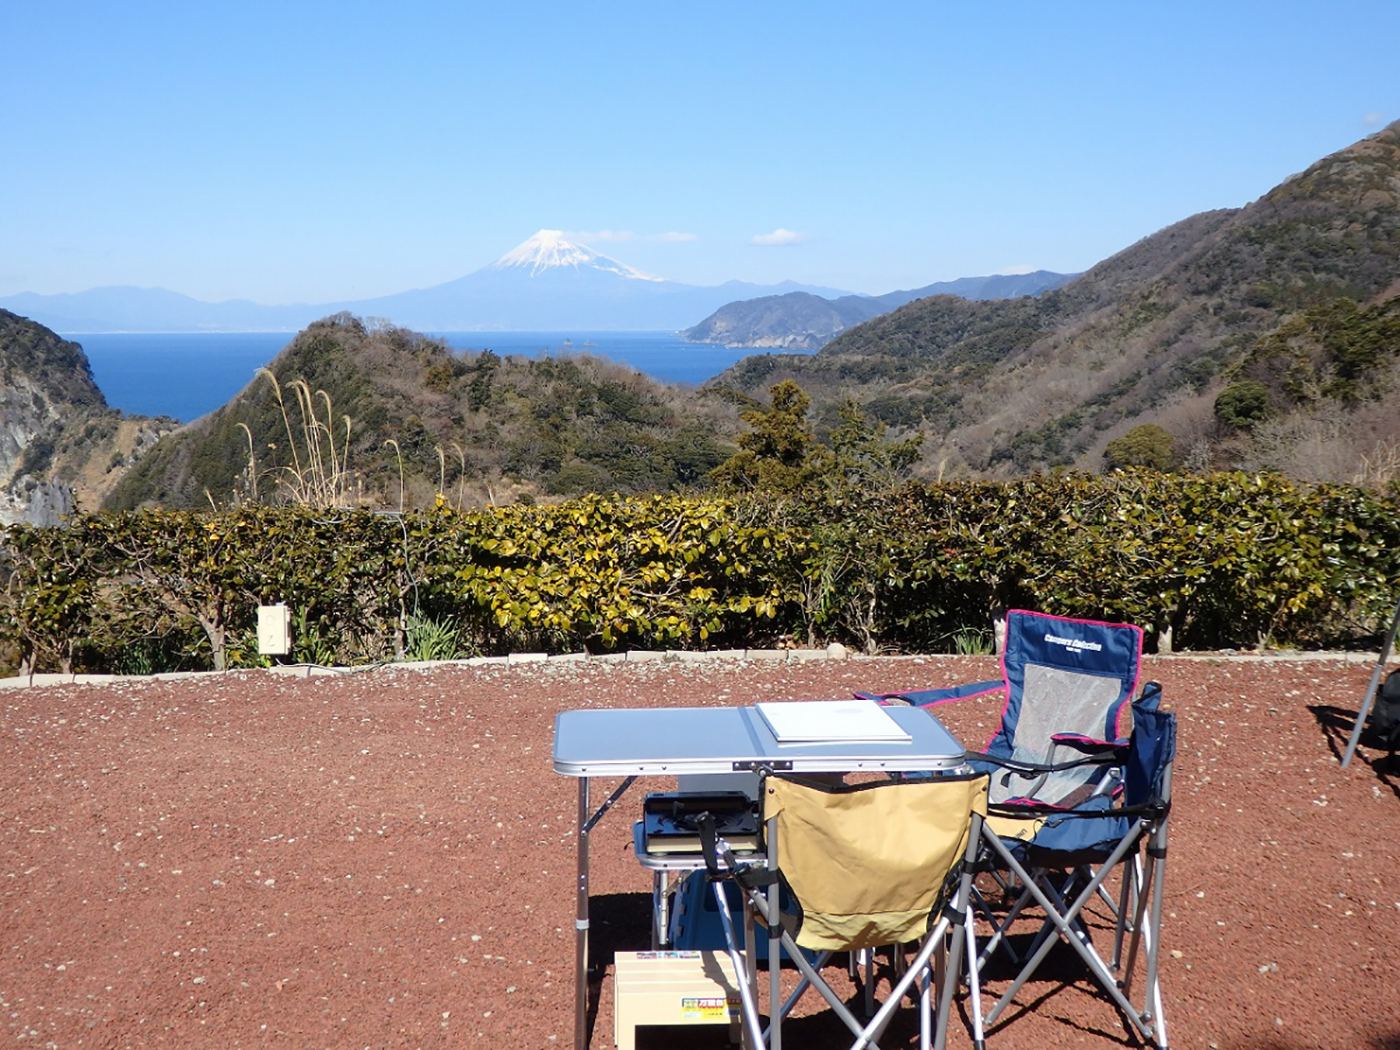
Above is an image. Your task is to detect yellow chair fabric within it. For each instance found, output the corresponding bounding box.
[764,773,989,951]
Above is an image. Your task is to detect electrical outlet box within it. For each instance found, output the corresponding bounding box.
[257,604,292,656]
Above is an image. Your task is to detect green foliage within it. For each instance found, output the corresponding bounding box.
[448,494,802,651]
[1,516,103,673]
[1104,425,1176,471]
[710,380,833,495]
[5,474,1400,672]
[404,613,468,662]
[826,399,923,491]
[949,628,995,656]
[292,605,340,666]
[1234,295,1400,408]
[1214,381,1273,429]
[711,383,921,502]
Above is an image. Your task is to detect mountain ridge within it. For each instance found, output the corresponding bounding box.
[0,231,856,334]
[682,270,1077,350]
[715,120,1400,479]
[7,122,1400,513]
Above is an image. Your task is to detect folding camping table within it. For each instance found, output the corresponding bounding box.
[552,703,967,1050]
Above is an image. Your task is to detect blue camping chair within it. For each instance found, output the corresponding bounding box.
[862,610,1175,1048]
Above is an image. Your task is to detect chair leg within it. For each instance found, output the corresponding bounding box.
[711,881,768,1049]
[863,948,876,1018]
[1142,829,1171,1048]
[981,825,1159,1041]
[762,950,833,1044]
[963,914,986,1049]
[1111,856,1139,973]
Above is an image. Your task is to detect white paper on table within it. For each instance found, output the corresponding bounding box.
[755,698,912,744]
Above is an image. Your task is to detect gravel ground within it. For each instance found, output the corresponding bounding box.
[2,652,1399,1049]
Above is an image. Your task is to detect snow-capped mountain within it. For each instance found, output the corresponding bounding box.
[0,232,853,333]
[490,230,665,282]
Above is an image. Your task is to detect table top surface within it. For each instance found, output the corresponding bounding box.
[553,703,965,777]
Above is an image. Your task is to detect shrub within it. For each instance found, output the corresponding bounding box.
[1104,425,1176,471]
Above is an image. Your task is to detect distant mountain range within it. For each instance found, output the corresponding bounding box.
[6,121,1400,520]
[682,271,1076,350]
[0,231,1073,337]
[0,231,857,334]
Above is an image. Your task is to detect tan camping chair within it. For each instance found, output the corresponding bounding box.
[705,769,989,1050]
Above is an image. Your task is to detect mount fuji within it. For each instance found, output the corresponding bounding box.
[488,229,666,281]
[343,230,853,331]
[0,231,855,334]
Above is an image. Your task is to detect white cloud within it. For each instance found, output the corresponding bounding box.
[751,228,807,247]
[1362,111,1387,127]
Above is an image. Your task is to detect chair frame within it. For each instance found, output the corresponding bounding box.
[859,610,1172,1048]
[970,684,1175,1049]
[704,770,990,1050]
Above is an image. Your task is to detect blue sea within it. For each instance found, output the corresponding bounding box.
[71,331,792,423]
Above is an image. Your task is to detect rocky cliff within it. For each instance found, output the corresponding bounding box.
[0,310,171,524]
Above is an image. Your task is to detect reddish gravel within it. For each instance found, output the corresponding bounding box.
[3,653,1399,1049]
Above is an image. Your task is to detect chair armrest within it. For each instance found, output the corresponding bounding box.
[1049,733,1129,759]
[967,747,1121,774]
[854,680,1004,707]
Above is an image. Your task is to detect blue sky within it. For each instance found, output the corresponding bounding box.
[3,1,1397,304]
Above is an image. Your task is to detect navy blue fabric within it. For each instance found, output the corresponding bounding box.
[1003,687,1177,865]
[1011,795,1131,863]
[854,681,1002,706]
[1124,684,1176,808]
[984,610,1141,760]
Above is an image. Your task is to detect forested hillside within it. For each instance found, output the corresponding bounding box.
[718,121,1400,482]
[105,314,739,510]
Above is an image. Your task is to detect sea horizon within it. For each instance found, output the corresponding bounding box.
[72,330,799,423]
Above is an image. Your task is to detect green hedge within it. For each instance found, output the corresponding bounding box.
[4,474,1398,675]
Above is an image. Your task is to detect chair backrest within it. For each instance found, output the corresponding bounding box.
[763,771,988,951]
[984,610,1143,805]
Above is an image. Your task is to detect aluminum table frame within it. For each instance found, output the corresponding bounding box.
[553,703,966,1050]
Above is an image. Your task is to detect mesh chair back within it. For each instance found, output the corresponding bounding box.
[764,772,988,951]
[983,610,1143,805]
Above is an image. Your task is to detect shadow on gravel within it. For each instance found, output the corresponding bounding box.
[1309,701,1361,758]
[586,890,653,974]
[584,891,652,1046]
[1307,703,1400,799]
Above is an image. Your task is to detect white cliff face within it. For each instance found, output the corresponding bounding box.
[0,476,74,526]
[0,312,108,525]
[0,372,70,524]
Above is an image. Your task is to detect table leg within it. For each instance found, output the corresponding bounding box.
[574,776,590,1050]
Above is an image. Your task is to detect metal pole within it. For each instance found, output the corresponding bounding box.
[1342,594,1400,768]
[767,812,781,1050]
[574,776,590,1050]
